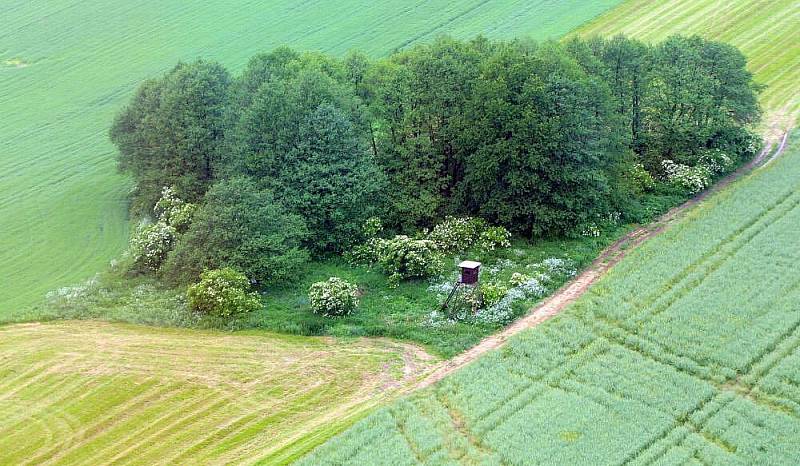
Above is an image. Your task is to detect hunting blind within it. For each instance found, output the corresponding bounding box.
[442,260,482,310]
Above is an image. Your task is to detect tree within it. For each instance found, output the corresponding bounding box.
[366,37,487,229]
[460,42,617,236]
[162,177,309,285]
[568,35,651,155]
[270,103,386,254]
[110,60,230,214]
[644,36,760,168]
[226,66,359,175]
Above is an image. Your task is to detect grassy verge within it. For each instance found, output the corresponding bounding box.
[12,219,653,358]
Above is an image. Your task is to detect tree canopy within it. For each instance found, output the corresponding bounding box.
[111,34,761,284]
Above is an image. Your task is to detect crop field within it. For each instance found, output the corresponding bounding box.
[574,0,800,133]
[301,137,800,464]
[0,321,437,464]
[0,0,623,315]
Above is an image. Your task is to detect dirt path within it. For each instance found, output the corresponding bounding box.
[413,133,791,390]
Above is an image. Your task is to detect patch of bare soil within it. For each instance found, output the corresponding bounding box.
[412,133,790,390]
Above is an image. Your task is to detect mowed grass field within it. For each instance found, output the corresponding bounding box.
[0,0,623,316]
[0,321,437,465]
[301,137,800,464]
[574,0,800,134]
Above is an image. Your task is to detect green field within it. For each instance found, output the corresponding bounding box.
[0,0,623,315]
[0,321,437,464]
[301,136,800,464]
[574,0,800,134]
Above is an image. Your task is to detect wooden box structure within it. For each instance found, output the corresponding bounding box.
[458,260,481,285]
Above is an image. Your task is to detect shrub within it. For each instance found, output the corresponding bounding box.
[699,149,735,175]
[630,162,656,192]
[509,272,532,287]
[478,226,511,252]
[427,216,486,253]
[154,187,197,233]
[186,268,261,317]
[379,235,443,286]
[661,160,711,194]
[481,281,509,307]
[345,217,387,266]
[167,203,197,233]
[128,221,176,271]
[308,277,359,316]
[162,177,309,285]
[362,217,383,238]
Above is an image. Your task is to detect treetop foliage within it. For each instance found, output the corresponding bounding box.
[111,34,760,285]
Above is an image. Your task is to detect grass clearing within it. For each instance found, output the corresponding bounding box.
[572,0,800,135]
[12,226,643,359]
[0,320,438,465]
[301,137,800,464]
[0,0,623,315]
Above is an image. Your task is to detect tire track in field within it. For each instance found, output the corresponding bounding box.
[414,133,790,391]
[626,188,800,327]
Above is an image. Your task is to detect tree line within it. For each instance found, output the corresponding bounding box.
[110,34,761,285]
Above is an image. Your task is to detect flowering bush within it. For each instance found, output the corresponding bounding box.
[128,221,177,271]
[478,226,512,252]
[630,162,656,192]
[742,130,763,157]
[308,277,359,316]
[362,217,383,238]
[379,235,443,286]
[186,268,261,318]
[427,216,486,253]
[699,149,734,175]
[126,187,196,273]
[345,217,387,266]
[662,160,712,193]
[581,223,601,238]
[155,187,196,233]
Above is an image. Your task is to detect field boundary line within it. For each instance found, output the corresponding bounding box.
[413,132,791,391]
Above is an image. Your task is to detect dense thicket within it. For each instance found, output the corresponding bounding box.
[111,60,230,215]
[111,35,760,284]
[162,177,309,285]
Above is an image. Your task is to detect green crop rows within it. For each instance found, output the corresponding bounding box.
[0,0,623,315]
[301,137,800,464]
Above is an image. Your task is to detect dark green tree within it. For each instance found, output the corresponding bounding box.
[644,35,760,167]
[269,104,386,254]
[460,42,618,236]
[366,37,487,229]
[162,177,309,286]
[110,60,230,214]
